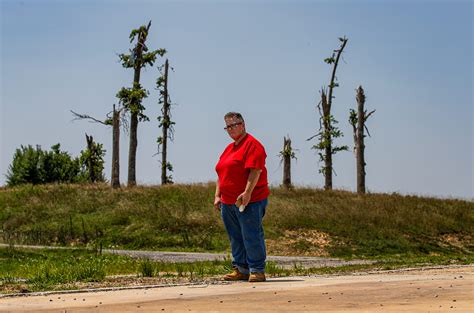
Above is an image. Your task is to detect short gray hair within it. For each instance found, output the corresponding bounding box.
[224,112,244,122]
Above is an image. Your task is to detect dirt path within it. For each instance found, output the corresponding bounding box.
[1,265,472,312]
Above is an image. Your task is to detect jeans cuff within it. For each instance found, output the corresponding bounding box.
[236,265,250,275]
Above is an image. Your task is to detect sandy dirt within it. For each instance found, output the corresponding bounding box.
[1,265,472,312]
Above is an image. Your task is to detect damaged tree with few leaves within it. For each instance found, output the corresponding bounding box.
[279,135,297,189]
[71,105,127,188]
[117,21,166,186]
[349,86,375,194]
[308,37,349,190]
[80,134,106,183]
[156,59,175,184]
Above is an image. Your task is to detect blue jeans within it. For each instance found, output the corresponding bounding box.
[221,198,267,274]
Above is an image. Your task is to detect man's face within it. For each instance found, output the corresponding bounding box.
[224,117,245,141]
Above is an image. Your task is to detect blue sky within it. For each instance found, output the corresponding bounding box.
[1,0,472,199]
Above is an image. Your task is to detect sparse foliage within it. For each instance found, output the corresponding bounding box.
[116,83,149,122]
[71,107,125,188]
[279,136,297,189]
[79,134,106,183]
[118,21,166,186]
[156,59,175,184]
[308,37,349,190]
[349,86,375,194]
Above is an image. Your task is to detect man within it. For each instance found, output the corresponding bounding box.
[214,112,269,282]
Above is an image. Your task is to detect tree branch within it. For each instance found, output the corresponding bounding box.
[365,109,376,121]
[364,125,372,137]
[71,110,107,125]
[327,37,348,112]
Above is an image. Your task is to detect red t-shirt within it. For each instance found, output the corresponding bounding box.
[215,133,270,205]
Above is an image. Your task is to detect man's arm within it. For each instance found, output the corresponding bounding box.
[237,168,262,206]
[214,179,221,211]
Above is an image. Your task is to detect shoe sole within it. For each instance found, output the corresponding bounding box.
[223,276,249,281]
[248,277,266,282]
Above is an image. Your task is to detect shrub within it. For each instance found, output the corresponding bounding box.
[6,144,81,186]
[6,142,106,186]
[78,136,106,183]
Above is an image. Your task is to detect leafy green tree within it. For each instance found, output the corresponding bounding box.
[6,144,81,186]
[6,139,106,186]
[42,144,82,183]
[6,145,44,185]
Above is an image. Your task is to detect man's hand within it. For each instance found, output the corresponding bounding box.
[214,195,221,211]
[236,191,251,207]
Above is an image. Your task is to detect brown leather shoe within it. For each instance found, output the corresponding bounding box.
[223,268,250,281]
[248,272,266,282]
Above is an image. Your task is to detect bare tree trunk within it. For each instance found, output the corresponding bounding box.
[127,22,151,187]
[161,59,169,185]
[282,136,292,188]
[325,146,332,190]
[321,90,333,190]
[128,113,138,187]
[356,86,366,193]
[350,86,374,194]
[111,105,120,189]
[127,66,141,186]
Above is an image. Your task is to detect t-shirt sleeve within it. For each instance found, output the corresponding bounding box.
[244,142,266,170]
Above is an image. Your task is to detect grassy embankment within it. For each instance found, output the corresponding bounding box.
[0,183,472,292]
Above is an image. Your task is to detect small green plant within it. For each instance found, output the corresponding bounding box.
[138,259,154,277]
[265,262,288,277]
[0,273,17,284]
[175,263,185,277]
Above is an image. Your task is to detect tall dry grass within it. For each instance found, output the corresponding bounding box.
[0,183,472,258]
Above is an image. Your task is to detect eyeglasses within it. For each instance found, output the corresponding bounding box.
[224,122,242,130]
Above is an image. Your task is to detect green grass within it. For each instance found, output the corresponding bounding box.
[0,183,472,259]
[1,247,113,292]
[1,246,472,293]
[0,246,232,293]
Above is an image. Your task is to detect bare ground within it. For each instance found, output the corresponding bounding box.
[1,265,472,313]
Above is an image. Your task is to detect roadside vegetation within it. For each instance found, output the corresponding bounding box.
[0,183,472,293]
[1,246,471,294]
[0,246,232,293]
[1,183,471,257]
